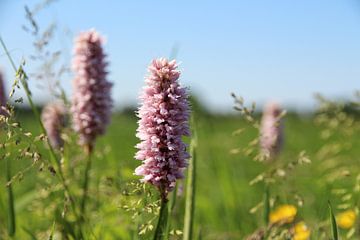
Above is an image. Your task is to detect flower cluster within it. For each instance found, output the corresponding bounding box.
[260,102,284,159]
[71,29,113,147]
[41,102,66,149]
[135,58,190,198]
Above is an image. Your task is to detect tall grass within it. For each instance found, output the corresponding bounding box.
[183,121,197,240]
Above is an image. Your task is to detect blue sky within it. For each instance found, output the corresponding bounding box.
[1,0,360,112]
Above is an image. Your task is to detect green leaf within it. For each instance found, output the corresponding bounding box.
[328,201,338,240]
[48,221,56,240]
[183,118,198,240]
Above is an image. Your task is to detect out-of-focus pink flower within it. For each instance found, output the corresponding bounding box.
[260,101,284,159]
[0,70,7,113]
[71,29,113,147]
[135,58,190,199]
[41,102,66,149]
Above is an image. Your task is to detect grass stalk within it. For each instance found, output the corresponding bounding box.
[165,183,178,238]
[183,123,197,240]
[5,156,15,237]
[328,201,339,240]
[0,36,83,236]
[263,185,270,226]
[80,144,93,215]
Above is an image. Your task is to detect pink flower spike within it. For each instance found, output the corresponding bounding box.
[71,29,113,147]
[260,101,284,160]
[0,70,7,113]
[135,58,190,199]
[41,102,66,149]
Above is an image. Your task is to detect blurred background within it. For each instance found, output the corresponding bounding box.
[1,0,360,113]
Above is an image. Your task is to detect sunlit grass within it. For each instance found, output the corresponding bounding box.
[2,109,359,239]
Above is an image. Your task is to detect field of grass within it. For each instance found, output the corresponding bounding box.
[1,106,359,239]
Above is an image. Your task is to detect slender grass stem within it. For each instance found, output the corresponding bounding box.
[263,185,270,226]
[328,201,339,240]
[165,183,178,238]
[153,198,169,240]
[0,36,82,236]
[262,184,270,239]
[183,124,197,240]
[5,156,15,237]
[170,183,178,212]
[80,144,93,215]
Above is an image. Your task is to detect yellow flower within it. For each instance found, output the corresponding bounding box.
[269,204,297,224]
[337,209,356,229]
[293,221,310,240]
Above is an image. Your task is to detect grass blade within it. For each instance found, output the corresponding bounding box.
[80,145,93,215]
[5,157,16,237]
[183,122,197,240]
[328,201,338,240]
[48,221,56,240]
[165,183,178,238]
[263,185,270,226]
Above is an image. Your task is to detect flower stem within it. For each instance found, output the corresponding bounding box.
[5,157,15,237]
[153,197,169,240]
[164,183,179,239]
[183,124,197,240]
[80,144,93,215]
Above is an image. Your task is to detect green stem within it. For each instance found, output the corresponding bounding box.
[183,128,197,240]
[165,183,178,238]
[169,183,178,212]
[328,201,339,240]
[80,145,93,215]
[5,157,15,237]
[262,184,271,239]
[153,197,169,240]
[263,185,270,226]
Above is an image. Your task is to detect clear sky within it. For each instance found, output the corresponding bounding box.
[1,0,360,112]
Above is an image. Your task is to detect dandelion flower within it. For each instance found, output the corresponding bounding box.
[293,221,310,240]
[41,102,66,149]
[337,209,356,229]
[71,29,113,148]
[135,58,190,199]
[260,101,284,160]
[269,204,297,224]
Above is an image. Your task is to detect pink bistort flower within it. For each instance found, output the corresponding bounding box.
[0,70,6,108]
[135,58,190,199]
[260,101,284,160]
[71,29,113,147]
[41,102,66,149]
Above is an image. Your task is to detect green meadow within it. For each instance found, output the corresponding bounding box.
[1,103,359,239]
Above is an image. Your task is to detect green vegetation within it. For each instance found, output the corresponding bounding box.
[0,106,359,239]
